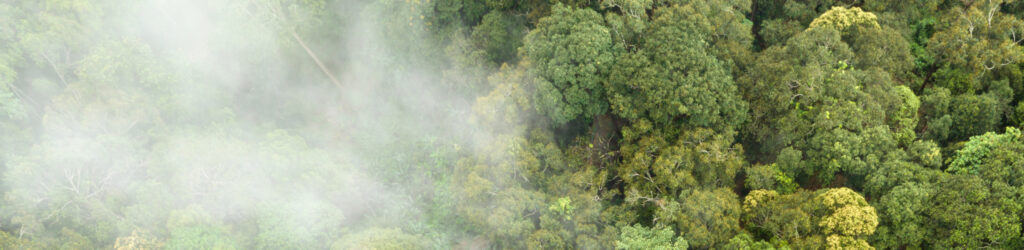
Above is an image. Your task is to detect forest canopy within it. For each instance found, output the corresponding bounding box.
[2,0,1024,249]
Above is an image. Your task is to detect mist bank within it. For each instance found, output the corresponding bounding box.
[0,0,499,248]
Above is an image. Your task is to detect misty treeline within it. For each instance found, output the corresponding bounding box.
[3,0,1024,249]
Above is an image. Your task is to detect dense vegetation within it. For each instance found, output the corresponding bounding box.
[3,0,1024,249]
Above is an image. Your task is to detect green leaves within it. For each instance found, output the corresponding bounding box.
[926,175,1022,248]
[814,188,878,238]
[332,228,427,250]
[666,188,742,248]
[2,0,1024,249]
[607,4,747,132]
[471,10,525,63]
[548,197,576,221]
[615,224,688,250]
[809,7,880,32]
[742,188,878,249]
[872,181,935,249]
[524,4,614,124]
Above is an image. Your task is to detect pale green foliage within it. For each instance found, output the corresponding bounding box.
[809,7,880,32]
[0,68,25,120]
[744,164,777,191]
[331,228,426,250]
[743,188,878,249]
[948,127,1023,175]
[165,207,238,250]
[815,188,878,237]
[615,224,688,250]
[244,0,327,35]
[825,234,873,250]
[472,64,534,127]
[0,230,44,250]
[548,197,576,220]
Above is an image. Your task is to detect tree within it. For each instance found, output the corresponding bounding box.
[1014,102,1024,128]
[742,190,817,247]
[331,228,426,250]
[949,93,1005,140]
[742,188,879,249]
[742,24,915,185]
[947,127,1024,185]
[615,224,688,250]
[813,188,878,248]
[523,3,615,124]
[0,230,43,249]
[660,188,742,249]
[164,207,237,250]
[721,233,777,250]
[753,0,854,47]
[471,10,526,63]
[919,87,953,142]
[619,128,745,202]
[809,7,880,32]
[606,4,748,133]
[451,133,547,248]
[926,174,1021,248]
[928,0,1024,92]
[871,181,936,249]
[3,39,170,245]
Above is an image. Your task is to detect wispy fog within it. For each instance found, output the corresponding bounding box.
[1,0,506,247]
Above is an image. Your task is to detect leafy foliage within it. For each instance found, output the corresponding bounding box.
[523,4,614,124]
[2,0,1024,249]
[615,224,688,250]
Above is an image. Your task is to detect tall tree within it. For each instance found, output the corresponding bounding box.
[523,4,615,125]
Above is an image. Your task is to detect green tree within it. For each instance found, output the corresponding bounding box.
[926,175,1021,248]
[164,207,237,250]
[606,4,748,133]
[949,93,1005,140]
[947,127,1024,185]
[742,24,914,185]
[523,4,615,124]
[331,228,426,250]
[471,10,525,63]
[871,181,936,249]
[742,188,879,249]
[919,87,953,142]
[928,0,1024,93]
[721,233,777,250]
[619,128,745,201]
[615,224,688,250]
[809,7,880,32]
[660,188,742,249]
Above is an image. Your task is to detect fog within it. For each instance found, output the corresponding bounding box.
[1,0,508,248]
